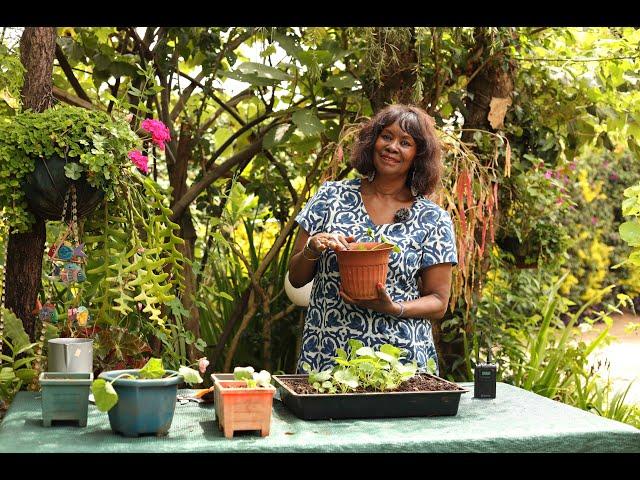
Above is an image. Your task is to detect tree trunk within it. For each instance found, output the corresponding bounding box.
[362,27,419,112]
[167,123,200,361]
[435,29,516,377]
[5,27,56,340]
[462,31,516,142]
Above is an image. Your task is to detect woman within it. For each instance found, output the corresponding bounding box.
[288,104,457,375]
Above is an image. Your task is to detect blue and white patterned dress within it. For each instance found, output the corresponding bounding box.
[295,178,458,375]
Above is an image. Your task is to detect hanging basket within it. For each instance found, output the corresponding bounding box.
[23,154,105,220]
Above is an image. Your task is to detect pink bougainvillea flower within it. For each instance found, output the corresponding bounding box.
[198,357,210,374]
[128,149,149,174]
[141,118,171,150]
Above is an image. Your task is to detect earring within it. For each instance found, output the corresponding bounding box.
[410,171,419,197]
[367,170,376,182]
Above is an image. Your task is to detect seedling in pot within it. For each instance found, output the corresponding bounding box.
[91,357,204,412]
[357,227,401,252]
[233,366,272,387]
[302,339,437,393]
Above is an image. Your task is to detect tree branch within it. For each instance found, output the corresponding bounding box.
[428,27,441,115]
[270,303,297,324]
[169,135,265,222]
[197,89,252,136]
[54,43,91,103]
[126,27,154,62]
[170,28,255,122]
[205,111,275,171]
[223,290,257,371]
[177,70,246,126]
[52,85,101,110]
[212,153,324,369]
[255,152,324,280]
[264,151,298,204]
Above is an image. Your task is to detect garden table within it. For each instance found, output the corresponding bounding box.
[0,382,638,453]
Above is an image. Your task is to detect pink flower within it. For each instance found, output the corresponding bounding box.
[141,118,171,150]
[544,170,553,179]
[555,197,564,206]
[128,150,149,174]
[569,161,577,171]
[198,357,210,374]
[591,216,598,225]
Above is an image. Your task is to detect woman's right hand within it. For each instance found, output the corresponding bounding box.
[307,232,355,254]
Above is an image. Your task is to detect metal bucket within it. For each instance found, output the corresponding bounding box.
[47,338,93,373]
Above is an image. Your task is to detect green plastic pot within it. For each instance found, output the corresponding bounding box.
[39,372,93,427]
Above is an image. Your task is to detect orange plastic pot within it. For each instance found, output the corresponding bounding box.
[335,242,394,300]
[213,378,276,439]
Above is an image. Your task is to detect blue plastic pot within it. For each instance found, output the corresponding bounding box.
[98,369,183,437]
[40,372,93,427]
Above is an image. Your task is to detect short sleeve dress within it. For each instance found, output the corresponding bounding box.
[294,178,458,375]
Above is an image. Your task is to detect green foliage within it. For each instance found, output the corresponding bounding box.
[497,163,572,268]
[620,182,640,267]
[81,175,187,365]
[498,275,639,426]
[0,43,24,114]
[0,105,138,232]
[362,227,401,253]
[3,28,638,419]
[560,151,640,303]
[302,340,424,393]
[0,308,39,403]
[87,324,152,373]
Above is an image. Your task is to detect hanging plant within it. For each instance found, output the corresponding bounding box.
[0,105,141,231]
[0,104,187,358]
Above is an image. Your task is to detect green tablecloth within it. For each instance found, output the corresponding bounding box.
[0,382,638,453]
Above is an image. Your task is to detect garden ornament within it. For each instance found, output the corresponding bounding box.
[47,185,88,286]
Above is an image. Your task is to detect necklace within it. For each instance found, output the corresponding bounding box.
[367,179,408,200]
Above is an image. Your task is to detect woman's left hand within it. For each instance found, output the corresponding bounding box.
[339,282,399,316]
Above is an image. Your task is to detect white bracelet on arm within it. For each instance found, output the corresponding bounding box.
[302,236,320,261]
[395,302,405,318]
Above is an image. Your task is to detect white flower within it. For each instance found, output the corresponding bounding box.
[578,322,593,334]
[198,357,209,374]
[253,370,272,388]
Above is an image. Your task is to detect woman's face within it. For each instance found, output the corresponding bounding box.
[372,120,417,179]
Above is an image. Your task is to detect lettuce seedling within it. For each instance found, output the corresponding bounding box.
[234,366,272,388]
[92,357,204,412]
[303,340,427,393]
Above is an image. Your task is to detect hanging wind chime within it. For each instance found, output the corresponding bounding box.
[45,184,90,330]
[0,228,7,367]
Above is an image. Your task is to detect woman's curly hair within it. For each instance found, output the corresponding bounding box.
[350,104,442,196]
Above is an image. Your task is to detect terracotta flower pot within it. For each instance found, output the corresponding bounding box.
[335,242,394,300]
[213,377,276,439]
